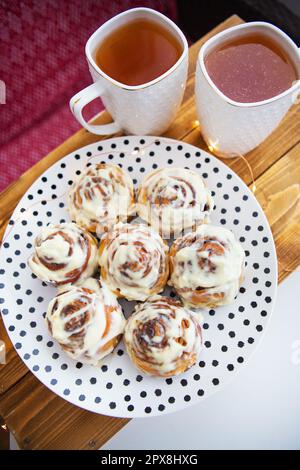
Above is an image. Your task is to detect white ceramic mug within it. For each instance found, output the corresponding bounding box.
[195,22,300,157]
[70,7,188,136]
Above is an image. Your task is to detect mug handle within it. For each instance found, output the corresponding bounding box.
[69,81,122,135]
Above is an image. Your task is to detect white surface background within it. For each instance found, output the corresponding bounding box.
[102,271,300,450]
[10,271,300,450]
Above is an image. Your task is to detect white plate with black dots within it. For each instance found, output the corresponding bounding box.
[0,136,277,417]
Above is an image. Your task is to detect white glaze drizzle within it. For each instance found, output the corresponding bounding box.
[125,296,201,375]
[67,163,135,234]
[99,223,169,301]
[137,168,213,238]
[46,280,125,365]
[28,223,98,285]
[169,224,245,307]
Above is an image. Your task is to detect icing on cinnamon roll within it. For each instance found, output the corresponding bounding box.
[46,280,125,364]
[67,163,135,234]
[28,223,98,286]
[99,223,169,301]
[124,296,202,377]
[169,224,245,308]
[137,167,213,238]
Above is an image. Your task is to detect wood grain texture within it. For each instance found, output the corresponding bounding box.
[0,14,299,450]
[0,373,129,450]
[0,416,9,450]
[254,143,300,232]
[253,142,300,282]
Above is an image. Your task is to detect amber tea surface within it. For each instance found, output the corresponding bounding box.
[205,33,297,103]
[94,18,183,86]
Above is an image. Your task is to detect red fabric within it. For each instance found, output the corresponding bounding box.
[0,0,178,191]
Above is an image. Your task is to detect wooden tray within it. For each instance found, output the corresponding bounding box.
[0,15,299,450]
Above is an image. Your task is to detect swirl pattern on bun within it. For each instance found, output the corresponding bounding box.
[124,296,202,377]
[46,280,125,364]
[169,224,245,308]
[28,223,98,286]
[137,167,213,238]
[67,163,135,234]
[99,223,169,301]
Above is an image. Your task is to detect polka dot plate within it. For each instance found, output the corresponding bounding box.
[0,136,277,417]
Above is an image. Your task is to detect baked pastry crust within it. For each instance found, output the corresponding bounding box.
[169,224,245,308]
[137,167,213,238]
[124,295,202,377]
[99,223,169,301]
[46,279,125,365]
[67,163,135,234]
[28,223,98,287]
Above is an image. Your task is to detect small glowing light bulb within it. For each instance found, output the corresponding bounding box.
[207,139,219,155]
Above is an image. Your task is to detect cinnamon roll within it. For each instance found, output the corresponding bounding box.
[124,296,202,377]
[169,225,245,309]
[67,163,135,234]
[99,223,169,301]
[137,168,213,238]
[46,280,125,364]
[28,223,98,287]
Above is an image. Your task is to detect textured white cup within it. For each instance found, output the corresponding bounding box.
[70,7,188,136]
[195,22,300,157]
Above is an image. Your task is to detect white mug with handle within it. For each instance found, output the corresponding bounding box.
[195,22,300,157]
[70,7,188,136]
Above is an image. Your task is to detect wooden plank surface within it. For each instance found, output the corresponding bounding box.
[0,14,299,450]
